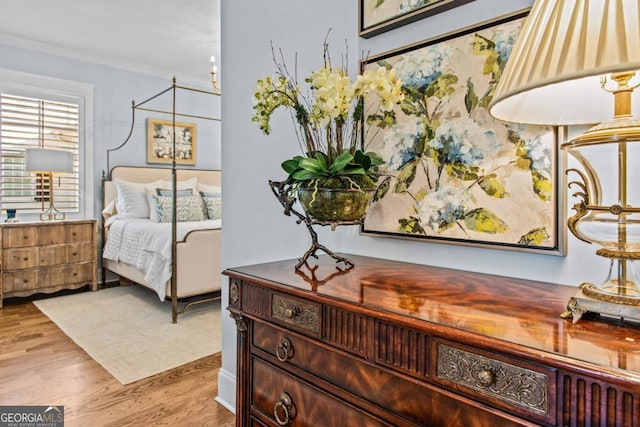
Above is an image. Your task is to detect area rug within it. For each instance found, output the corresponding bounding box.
[33,285,221,385]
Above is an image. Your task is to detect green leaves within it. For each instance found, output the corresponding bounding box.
[463,208,507,234]
[519,227,550,245]
[477,174,507,198]
[282,150,382,184]
[394,160,418,193]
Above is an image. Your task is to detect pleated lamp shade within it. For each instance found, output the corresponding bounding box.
[489,0,640,125]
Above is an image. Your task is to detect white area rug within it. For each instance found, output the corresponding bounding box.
[33,285,221,385]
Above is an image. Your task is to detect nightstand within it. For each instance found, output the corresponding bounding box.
[0,219,97,307]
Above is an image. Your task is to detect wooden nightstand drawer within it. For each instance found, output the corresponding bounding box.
[251,356,389,426]
[3,247,38,270]
[2,227,37,248]
[434,339,555,425]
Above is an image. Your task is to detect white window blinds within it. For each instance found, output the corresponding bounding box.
[0,94,80,213]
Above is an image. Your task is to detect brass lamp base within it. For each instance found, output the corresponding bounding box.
[39,202,66,221]
[562,282,640,323]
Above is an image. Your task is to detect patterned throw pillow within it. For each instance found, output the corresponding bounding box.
[200,191,221,220]
[152,195,207,222]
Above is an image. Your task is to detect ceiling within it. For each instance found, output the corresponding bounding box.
[0,0,220,87]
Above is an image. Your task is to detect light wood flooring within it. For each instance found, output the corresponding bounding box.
[0,295,235,427]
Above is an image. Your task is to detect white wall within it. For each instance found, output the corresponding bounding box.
[219,0,610,411]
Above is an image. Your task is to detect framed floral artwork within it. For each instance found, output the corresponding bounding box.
[361,10,566,255]
[146,118,197,165]
[359,0,475,38]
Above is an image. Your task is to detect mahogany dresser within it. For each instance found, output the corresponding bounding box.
[224,255,640,427]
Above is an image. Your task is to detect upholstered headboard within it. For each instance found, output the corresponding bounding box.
[102,166,221,209]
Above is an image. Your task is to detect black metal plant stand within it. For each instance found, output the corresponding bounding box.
[269,180,362,271]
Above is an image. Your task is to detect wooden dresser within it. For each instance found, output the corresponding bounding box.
[0,219,97,306]
[224,255,640,427]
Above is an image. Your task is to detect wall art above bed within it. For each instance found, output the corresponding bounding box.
[146,118,197,165]
[360,10,566,255]
[359,0,475,38]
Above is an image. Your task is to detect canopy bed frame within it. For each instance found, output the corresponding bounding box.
[102,78,221,323]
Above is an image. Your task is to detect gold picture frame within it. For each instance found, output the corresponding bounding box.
[146,118,197,165]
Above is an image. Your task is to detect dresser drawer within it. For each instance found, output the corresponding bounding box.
[66,223,94,242]
[251,356,390,427]
[2,227,38,248]
[67,242,94,263]
[270,292,321,337]
[434,339,556,425]
[3,247,38,270]
[38,224,67,245]
[3,270,39,292]
[39,263,94,287]
[38,245,67,266]
[252,321,528,427]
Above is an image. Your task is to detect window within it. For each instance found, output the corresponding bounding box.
[0,69,93,219]
[1,95,80,213]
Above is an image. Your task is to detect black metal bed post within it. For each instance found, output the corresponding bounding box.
[171,77,179,324]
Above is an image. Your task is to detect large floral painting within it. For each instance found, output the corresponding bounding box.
[361,12,565,254]
[359,0,474,38]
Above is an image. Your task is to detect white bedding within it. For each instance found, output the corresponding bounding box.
[103,218,222,300]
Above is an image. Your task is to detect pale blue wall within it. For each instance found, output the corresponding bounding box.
[219,0,606,411]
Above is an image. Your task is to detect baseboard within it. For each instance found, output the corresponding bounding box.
[216,368,236,414]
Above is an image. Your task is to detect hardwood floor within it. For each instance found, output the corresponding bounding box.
[0,297,235,427]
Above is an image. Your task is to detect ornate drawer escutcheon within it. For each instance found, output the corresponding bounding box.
[272,294,320,334]
[436,343,549,416]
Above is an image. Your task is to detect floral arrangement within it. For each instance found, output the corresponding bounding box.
[251,39,404,189]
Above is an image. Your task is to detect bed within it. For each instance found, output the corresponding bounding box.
[101,166,222,322]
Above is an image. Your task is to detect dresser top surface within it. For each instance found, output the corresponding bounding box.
[225,254,640,378]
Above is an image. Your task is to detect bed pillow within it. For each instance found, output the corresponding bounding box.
[146,189,193,222]
[115,178,163,219]
[197,183,221,196]
[200,191,222,220]
[151,194,207,222]
[102,199,117,221]
[158,177,198,193]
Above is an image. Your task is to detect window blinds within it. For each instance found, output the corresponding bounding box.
[0,94,79,212]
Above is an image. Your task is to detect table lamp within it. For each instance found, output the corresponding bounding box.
[25,148,73,220]
[489,0,640,322]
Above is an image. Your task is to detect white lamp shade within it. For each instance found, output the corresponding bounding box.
[25,149,73,173]
[489,0,640,125]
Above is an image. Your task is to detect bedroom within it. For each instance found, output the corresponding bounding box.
[1,0,639,426]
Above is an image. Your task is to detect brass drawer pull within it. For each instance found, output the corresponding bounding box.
[275,337,293,362]
[477,369,495,387]
[274,392,293,426]
[272,294,320,333]
[284,307,299,319]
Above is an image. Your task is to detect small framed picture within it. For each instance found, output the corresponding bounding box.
[359,0,475,38]
[146,118,197,165]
